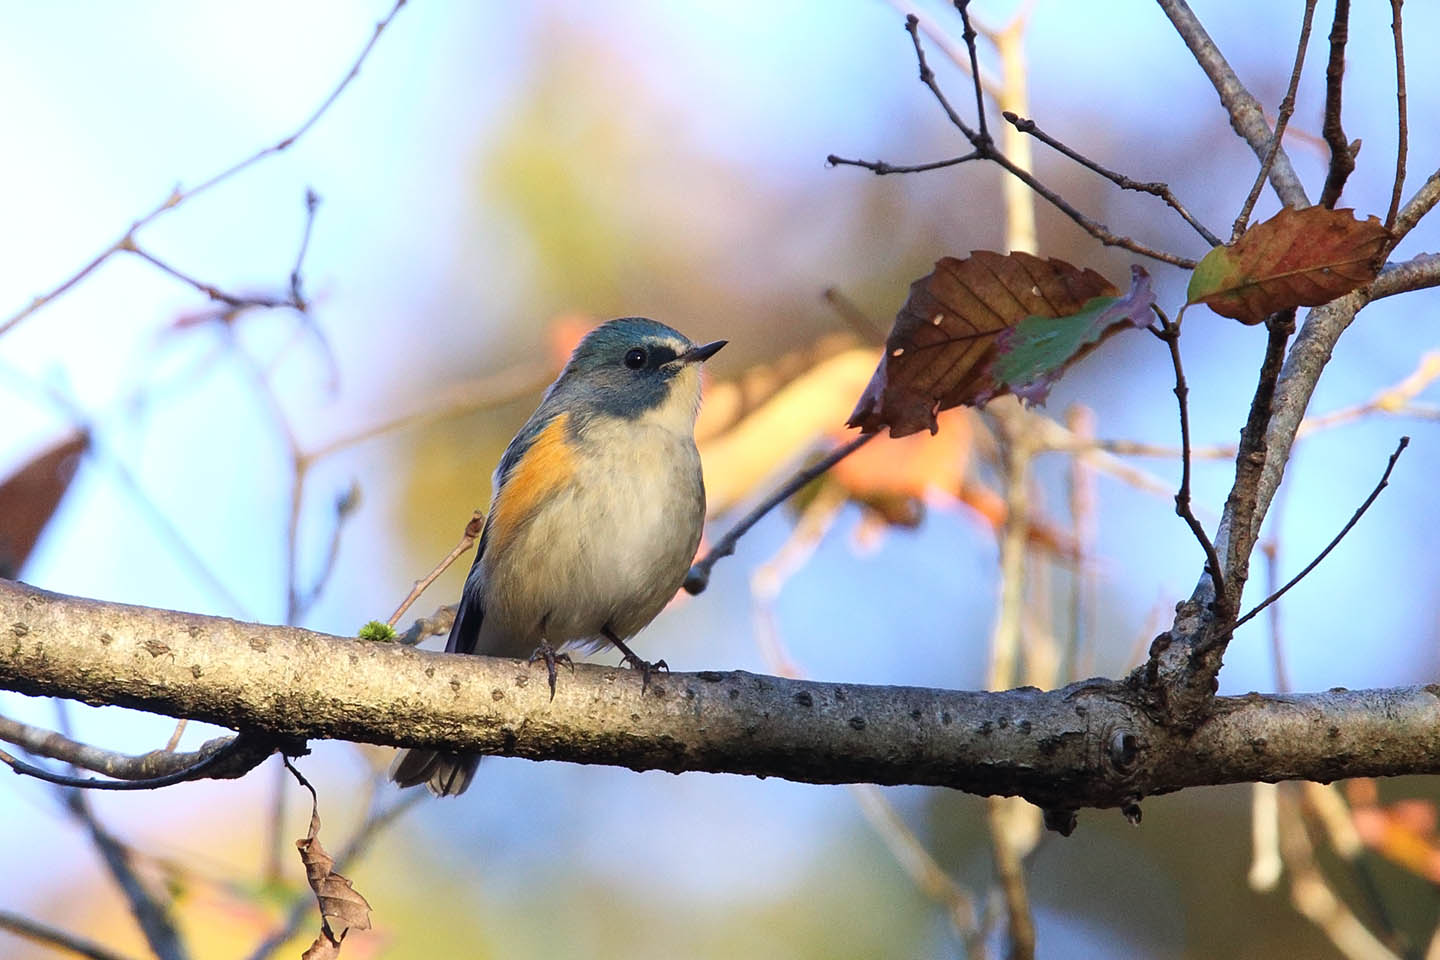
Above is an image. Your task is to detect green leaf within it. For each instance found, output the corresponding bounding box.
[989,266,1155,404]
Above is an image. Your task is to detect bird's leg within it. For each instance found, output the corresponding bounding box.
[527,638,573,700]
[602,626,667,693]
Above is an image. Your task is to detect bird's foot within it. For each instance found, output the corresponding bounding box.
[527,641,573,700]
[621,651,669,693]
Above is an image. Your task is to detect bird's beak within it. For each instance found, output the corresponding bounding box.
[680,340,727,364]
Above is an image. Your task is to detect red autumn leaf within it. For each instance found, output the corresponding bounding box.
[847,252,1117,437]
[1186,206,1390,324]
[0,429,89,578]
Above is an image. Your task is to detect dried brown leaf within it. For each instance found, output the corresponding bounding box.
[1186,206,1391,324]
[297,802,372,952]
[0,429,89,578]
[848,253,1117,437]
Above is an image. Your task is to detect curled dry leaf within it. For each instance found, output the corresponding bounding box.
[847,252,1120,438]
[0,429,90,578]
[297,803,373,954]
[1186,206,1390,324]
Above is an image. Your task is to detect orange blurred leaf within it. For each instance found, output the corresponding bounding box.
[848,253,1118,437]
[0,429,89,578]
[1186,207,1390,324]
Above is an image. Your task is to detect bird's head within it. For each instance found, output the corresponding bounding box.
[551,317,726,431]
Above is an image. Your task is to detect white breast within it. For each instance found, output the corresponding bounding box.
[476,413,705,658]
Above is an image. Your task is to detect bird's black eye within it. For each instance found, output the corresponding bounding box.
[624,347,647,369]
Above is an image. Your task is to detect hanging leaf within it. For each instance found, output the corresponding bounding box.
[297,801,372,956]
[988,265,1155,405]
[0,429,90,579]
[1187,206,1390,324]
[847,252,1120,437]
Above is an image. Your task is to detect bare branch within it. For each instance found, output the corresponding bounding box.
[1232,0,1319,241]
[0,0,407,340]
[1155,0,1309,209]
[62,790,188,960]
[829,15,1199,268]
[1319,0,1355,208]
[387,509,484,627]
[0,729,279,791]
[1000,111,1221,247]
[685,433,874,594]
[1151,315,1225,599]
[1235,437,1409,629]
[826,152,980,175]
[7,580,1440,821]
[1386,0,1408,231]
[1392,167,1440,242]
[1370,253,1440,300]
[0,713,248,781]
[953,0,990,147]
[0,910,140,960]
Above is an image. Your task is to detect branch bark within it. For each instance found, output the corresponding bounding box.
[4,580,1440,825]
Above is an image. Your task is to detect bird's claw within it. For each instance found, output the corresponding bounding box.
[620,653,668,694]
[527,641,573,700]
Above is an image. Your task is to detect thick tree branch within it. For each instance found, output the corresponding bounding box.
[4,580,1440,826]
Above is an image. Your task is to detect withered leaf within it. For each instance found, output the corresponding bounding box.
[1187,206,1390,324]
[297,803,372,953]
[0,429,89,579]
[847,252,1118,437]
[989,265,1156,405]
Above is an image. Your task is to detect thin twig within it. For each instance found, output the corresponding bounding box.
[1319,0,1355,208]
[0,364,254,618]
[0,735,264,790]
[1392,167,1440,242]
[388,509,485,627]
[954,1,990,147]
[1152,312,1225,602]
[292,481,361,623]
[1155,0,1309,208]
[290,188,320,307]
[826,152,980,175]
[0,713,236,780]
[162,719,188,752]
[397,604,458,646]
[1385,0,1408,231]
[684,432,875,594]
[61,789,189,960]
[913,16,1195,268]
[1065,406,1099,681]
[747,514,985,957]
[987,797,1037,960]
[829,15,1199,269]
[0,909,141,960]
[1235,437,1409,629]
[1232,0,1319,242]
[820,287,885,341]
[0,0,407,340]
[124,243,299,311]
[1001,111,1221,246]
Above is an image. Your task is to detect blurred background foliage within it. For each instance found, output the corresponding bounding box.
[1,1,1439,957]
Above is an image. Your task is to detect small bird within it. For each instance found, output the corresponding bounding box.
[391,317,725,796]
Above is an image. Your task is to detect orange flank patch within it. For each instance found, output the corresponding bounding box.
[488,413,577,553]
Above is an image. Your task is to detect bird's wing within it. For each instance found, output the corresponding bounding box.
[444,407,577,656]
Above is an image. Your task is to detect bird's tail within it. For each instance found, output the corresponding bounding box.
[389,748,480,797]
